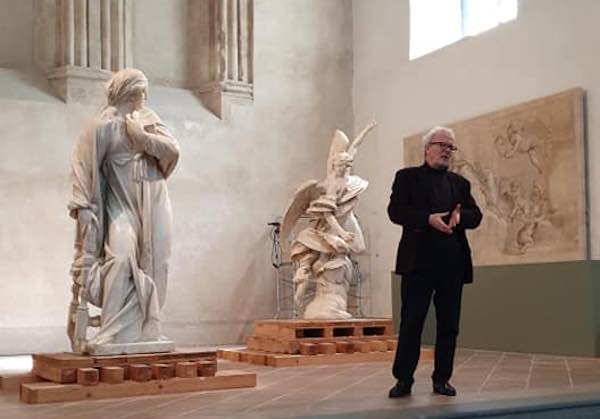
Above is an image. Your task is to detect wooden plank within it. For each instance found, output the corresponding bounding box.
[33,364,77,384]
[217,347,438,368]
[296,351,393,366]
[20,371,257,404]
[32,353,94,368]
[266,355,301,367]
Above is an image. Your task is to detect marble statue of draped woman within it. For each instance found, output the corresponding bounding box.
[67,69,179,353]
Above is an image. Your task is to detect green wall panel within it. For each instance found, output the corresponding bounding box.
[391,261,600,356]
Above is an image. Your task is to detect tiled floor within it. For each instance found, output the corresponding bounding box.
[3,348,600,419]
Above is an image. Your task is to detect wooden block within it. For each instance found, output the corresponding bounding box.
[247,353,267,365]
[287,341,300,354]
[117,364,131,380]
[151,363,175,380]
[198,360,217,377]
[77,368,99,386]
[299,343,319,355]
[317,342,336,355]
[353,341,370,353]
[0,373,42,392]
[99,366,124,384]
[239,352,249,363]
[129,364,152,382]
[335,341,354,353]
[387,339,397,351]
[369,340,387,352]
[20,370,257,404]
[175,362,197,378]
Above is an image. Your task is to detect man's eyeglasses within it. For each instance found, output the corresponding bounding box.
[429,141,458,152]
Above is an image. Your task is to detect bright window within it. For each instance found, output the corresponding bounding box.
[410,0,518,60]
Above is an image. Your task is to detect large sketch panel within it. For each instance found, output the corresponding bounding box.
[404,88,586,266]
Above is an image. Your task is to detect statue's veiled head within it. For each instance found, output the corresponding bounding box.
[106,68,148,109]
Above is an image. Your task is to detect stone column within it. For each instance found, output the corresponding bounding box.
[47,0,131,104]
[192,0,254,118]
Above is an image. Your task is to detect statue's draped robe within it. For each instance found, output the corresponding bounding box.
[69,107,179,345]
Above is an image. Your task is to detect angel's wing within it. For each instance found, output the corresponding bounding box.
[280,180,321,253]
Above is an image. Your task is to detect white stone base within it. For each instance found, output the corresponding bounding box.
[86,340,176,355]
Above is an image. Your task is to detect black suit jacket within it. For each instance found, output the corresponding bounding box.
[387,164,483,283]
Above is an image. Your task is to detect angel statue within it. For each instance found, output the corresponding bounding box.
[67,68,179,354]
[281,121,376,319]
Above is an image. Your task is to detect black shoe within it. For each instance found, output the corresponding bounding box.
[433,381,457,396]
[388,380,412,398]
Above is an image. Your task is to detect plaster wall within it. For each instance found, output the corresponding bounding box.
[0,0,353,354]
[352,0,600,316]
[0,0,34,68]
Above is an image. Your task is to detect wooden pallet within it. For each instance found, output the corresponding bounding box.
[32,350,216,384]
[218,347,433,367]
[248,318,395,354]
[20,370,256,404]
[254,318,394,341]
[17,350,257,404]
[218,318,433,367]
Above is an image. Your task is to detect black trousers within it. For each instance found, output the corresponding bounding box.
[392,270,464,384]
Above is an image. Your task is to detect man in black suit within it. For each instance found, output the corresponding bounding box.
[387,126,482,398]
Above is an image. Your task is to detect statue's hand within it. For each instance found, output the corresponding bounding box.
[125,113,147,152]
[340,231,355,243]
[329,235,351,253]
[77,208,97,226]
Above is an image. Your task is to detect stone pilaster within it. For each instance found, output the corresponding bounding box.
[47,0,130,104]
[191,0,254,118]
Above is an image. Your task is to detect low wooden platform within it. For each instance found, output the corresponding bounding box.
[17,350,256,404]
[219,318,433,367]
[21,370,256,404]
[32,350,216,384]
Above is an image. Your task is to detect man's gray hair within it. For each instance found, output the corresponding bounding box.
[422,126,455,147]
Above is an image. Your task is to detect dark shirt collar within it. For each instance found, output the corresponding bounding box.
[421,162,448,175]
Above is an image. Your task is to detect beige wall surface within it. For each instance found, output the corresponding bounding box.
[0,0,34,68]
[0,0,353,354]
[352,0,600,316]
